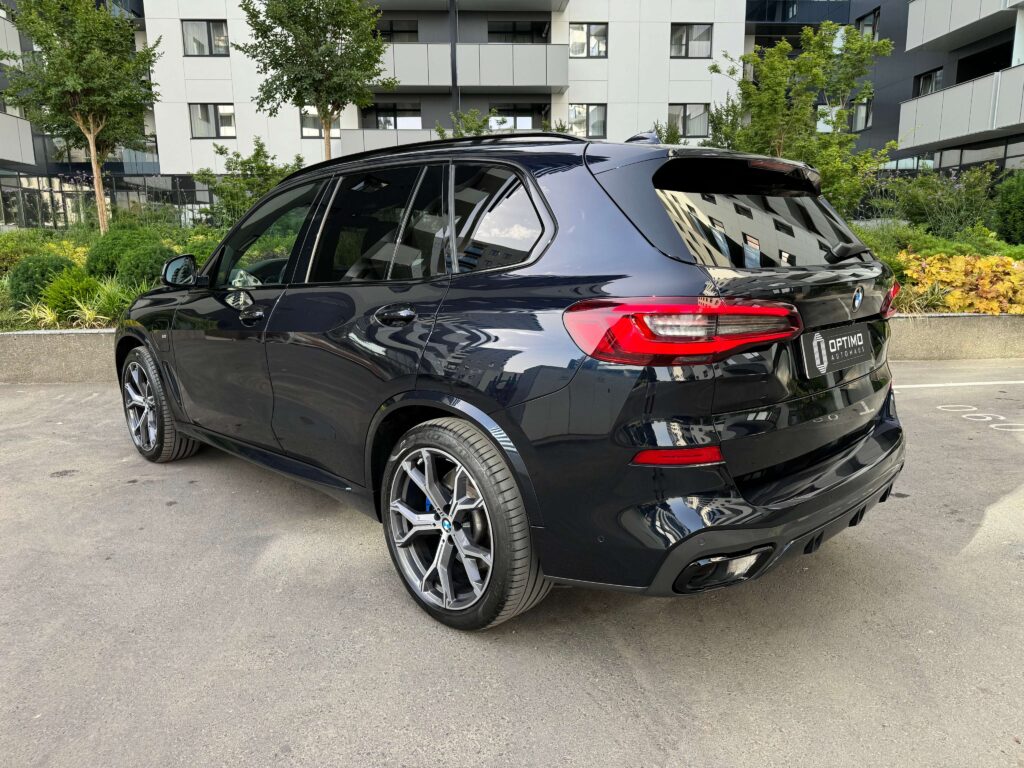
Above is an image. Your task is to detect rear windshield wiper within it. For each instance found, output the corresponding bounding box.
[825,242,872,264]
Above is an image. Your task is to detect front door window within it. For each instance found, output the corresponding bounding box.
[214,181,323,289]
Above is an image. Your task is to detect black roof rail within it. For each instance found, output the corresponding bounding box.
[283,132,588,183]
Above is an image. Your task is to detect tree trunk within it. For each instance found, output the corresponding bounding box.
[321,111,333,161]
[85,130,109,235]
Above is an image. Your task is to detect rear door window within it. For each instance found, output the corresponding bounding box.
[452,165,543,273]
[307,165,421,283]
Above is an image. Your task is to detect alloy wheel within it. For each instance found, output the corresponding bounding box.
[123,361,158,452]
[388,447,494,611]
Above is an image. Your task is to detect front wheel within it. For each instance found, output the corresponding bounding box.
[381,418,550,630]
[121,346,200,463]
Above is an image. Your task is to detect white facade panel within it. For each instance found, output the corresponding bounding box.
[140,0,746,173]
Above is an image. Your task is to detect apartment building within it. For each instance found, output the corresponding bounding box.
[880,0,1024,172]
[6,0,918,227]
[144,0,751,177]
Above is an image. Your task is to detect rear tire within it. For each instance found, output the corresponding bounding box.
[120,346,201,463]
[381,417,550,630]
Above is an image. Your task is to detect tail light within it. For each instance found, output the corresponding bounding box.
[881,282,900,319]
[562,297,802,365]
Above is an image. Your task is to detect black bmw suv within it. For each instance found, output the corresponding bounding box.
[115,135,905,630]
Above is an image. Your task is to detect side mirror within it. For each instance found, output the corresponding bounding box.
[161,254,207,288]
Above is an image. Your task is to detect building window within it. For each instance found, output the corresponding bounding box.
[568,103,606,138]
[670,24,712,58]
[375,20,418,43]
[914,68,944,97]
[489,104,544,131]
[668,103,709,138]
[856,8,880,42]
[182,20,230,56]
[363,102,422,130]
[300,107,341,139]
[569,23,608,58]
[0,100,23,119]
[488,21,549,43]
[189,104,235,138]
[852,100,873,132]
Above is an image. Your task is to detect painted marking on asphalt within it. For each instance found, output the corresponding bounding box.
[894,380,1024,390]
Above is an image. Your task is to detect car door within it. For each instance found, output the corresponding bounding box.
[265,162,452,485]
[171,179,326,449]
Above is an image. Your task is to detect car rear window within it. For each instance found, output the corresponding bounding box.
[593,155,867,269]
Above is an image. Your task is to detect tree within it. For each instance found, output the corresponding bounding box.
[194,138,304,226]
[0,0,160,234]
[235,0,397,161]
[651,119,681,144]
[435,108,507,139]
[704,22,895,215]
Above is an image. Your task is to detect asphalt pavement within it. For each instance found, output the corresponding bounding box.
[1,360,1023,767]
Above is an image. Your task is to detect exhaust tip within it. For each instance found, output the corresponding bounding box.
[674,547,773,593]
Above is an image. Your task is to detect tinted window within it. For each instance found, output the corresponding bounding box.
[391,165,450,280]
[452,165,543,273]
[308,165,421,283]
[214,181,323,289]
[595,157,863,269]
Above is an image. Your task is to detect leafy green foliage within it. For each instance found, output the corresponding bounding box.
[115,242,176,286]
[194,139,304,226]
[0,0,161,233]
[0,229,53,276]
[874,165,997,240]
[995,172,1024,245]
[651,120,681,145]
[7,251,75,304]
[40,268,101,319]
[541,119,570,133]
[93,276,146,321]
[86,226,163,277]
[704,22,894,215]
[235,0,396,159]
[435,108,505,139]
[853,221,1024,263]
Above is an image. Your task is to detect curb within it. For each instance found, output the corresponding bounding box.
[888,314,1024,360]
[1,315,1022,384]
[0,328,115,384]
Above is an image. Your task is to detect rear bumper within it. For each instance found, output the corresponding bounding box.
[540,409,905,594]
[641,445,903,596]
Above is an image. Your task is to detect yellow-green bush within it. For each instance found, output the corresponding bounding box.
[894,252,1024,315]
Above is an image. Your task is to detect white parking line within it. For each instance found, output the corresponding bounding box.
[894,380,1024,390]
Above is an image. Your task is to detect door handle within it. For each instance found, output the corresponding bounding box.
[238,306,266,326]
[374,304,417,327]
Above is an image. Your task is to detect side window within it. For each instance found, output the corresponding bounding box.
[308,165,421,283]
[452,165,543,273]
[391,165,450,280]
[214,181,322,289]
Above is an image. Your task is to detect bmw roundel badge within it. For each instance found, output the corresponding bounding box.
[852,286,864,311]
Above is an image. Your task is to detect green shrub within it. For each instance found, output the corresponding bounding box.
[877,165,997,239]
[40,268,101,320]
[995,172,1024,245]
[0,228,53,276]
[94,276,146,321]
[85,226,163,277]
[7,251,75,304]
[115,242,176,285]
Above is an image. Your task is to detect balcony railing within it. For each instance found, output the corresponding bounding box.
[898,64,1024,149]
[906,0,1018,51]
